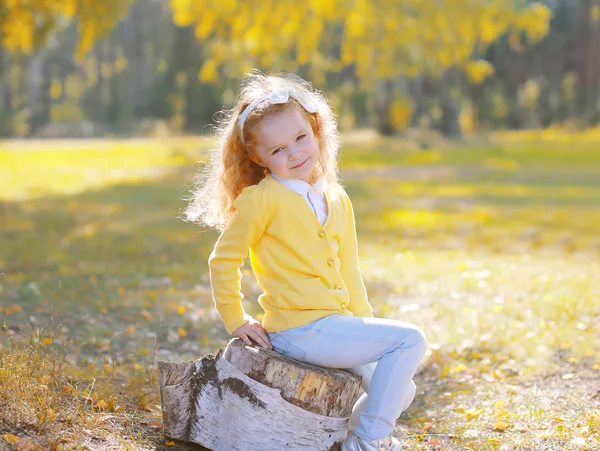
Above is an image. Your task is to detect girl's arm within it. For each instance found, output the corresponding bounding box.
[208,186,270,334]
[338,191,374,318]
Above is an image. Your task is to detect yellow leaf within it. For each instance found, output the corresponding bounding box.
[493,399,505,410]
[199,60,218,83]
[165,440,175,446]
[177,327,187,337]
[95,400,109,411]
[1,434,20,444]
[389,98,413,130]
[452,363,467,373]
[466,60,494,84]
[126,325,135,337]
[7,304,21,314]
[42,337,52,345]
[493,420,509,431]
[177,305,186,315]
[466,408,481,420]
[50,80,62,99]
[142,309,153,321]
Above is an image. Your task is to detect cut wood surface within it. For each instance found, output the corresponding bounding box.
[159,338,362,451]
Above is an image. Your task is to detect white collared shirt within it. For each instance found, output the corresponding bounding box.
[270,174,328,225]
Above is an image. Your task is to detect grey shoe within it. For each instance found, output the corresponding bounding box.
[341,431,402,451]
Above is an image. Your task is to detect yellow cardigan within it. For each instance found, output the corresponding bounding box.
[209,175,374,334]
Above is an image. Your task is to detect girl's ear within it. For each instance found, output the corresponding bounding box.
[247,152,266,167]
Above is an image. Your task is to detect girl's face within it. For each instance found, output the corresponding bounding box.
[249,106,320,183]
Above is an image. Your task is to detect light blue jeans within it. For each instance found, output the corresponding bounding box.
[267,314,427,441]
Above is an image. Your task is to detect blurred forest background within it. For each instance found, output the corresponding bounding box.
[1,0,599,139]
[2,1,600,451]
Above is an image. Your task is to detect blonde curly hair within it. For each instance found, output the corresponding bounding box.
[184,71,342,230]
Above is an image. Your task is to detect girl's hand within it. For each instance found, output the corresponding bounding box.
[233,318,273,350]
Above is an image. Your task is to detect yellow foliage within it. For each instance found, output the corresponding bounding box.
[517,2,552,42]
[165,0,551,84]
[2,0,132,58]
[466,60,494,84]
[199,59,219,83]
[389,98,413,130]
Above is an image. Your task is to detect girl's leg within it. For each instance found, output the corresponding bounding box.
[346,362,417,431]
[268,314,426,441]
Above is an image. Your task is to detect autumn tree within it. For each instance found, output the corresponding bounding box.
[169,0,552,136]
[0,0,131,135]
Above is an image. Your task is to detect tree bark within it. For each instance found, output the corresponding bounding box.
[410,75,425,128]
[159,338,362,451]
[439,69,462,137]
[373,78,395,136]
[27,50,47,136]
[0,48,13,137]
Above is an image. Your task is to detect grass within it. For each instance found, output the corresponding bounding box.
[1,129,599,450]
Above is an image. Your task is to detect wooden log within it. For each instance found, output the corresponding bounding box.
[159,338,362,451]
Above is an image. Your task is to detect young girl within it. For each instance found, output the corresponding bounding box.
[186,71,427,451]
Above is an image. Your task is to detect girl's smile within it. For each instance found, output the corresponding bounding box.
[290,158,309,170]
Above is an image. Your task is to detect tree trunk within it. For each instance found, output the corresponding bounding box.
[0,49,13,137]
[373,78,395,136]
[91,41,105,126]
[27,50,46,136]
[159,338,362,451]
[409,76,425,128]
[126,0,149,119]
[439,70,462,137]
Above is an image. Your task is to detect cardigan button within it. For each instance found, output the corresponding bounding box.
[318,231,326,238]
[327,259,335,267]
[334,285,343,290]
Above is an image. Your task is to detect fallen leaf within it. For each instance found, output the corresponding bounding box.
[493,420,510,432]
[95,400,109,411]
[1,434,20,444]
[452,363,467,372]
[165,440,175,446]
[15,437,44,451]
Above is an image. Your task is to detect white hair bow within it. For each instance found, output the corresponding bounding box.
[237,89,319,143]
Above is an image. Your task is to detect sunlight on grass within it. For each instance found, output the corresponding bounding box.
[0,137,209,201]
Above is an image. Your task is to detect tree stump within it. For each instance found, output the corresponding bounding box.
[158,338,362,451]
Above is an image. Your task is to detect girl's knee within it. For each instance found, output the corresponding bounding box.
[415,325,427,344]
[408,324,427,353]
